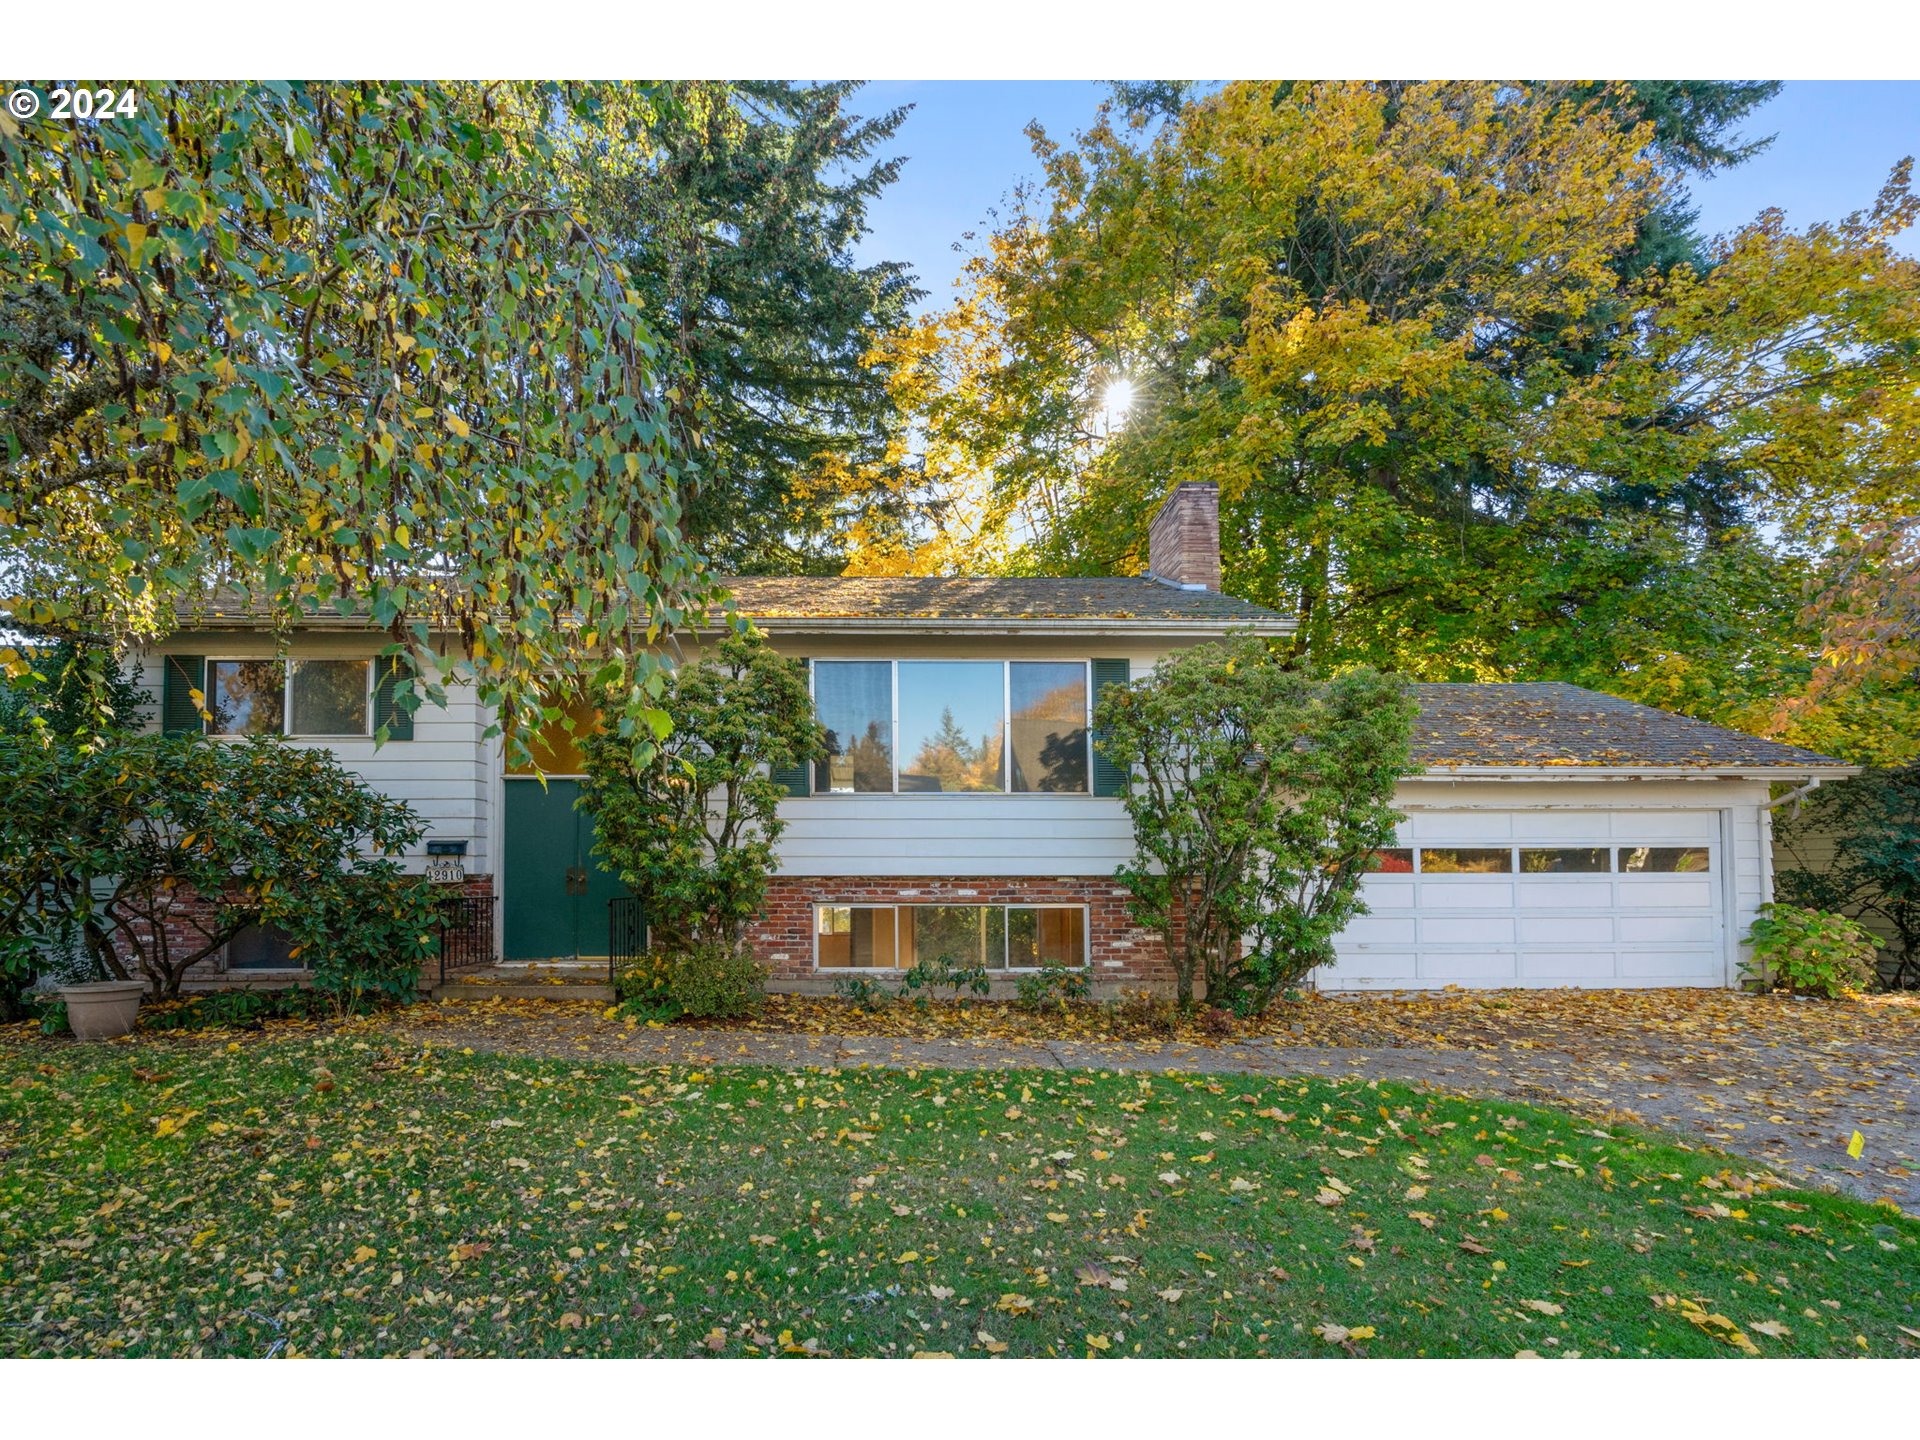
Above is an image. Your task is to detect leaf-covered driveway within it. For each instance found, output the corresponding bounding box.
[385,991,1920,1211]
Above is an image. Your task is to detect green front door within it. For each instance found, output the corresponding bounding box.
[502,779,631,960]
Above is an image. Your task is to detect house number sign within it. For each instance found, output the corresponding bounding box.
[425,856,466,885]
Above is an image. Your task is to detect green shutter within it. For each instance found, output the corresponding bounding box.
[372,656,414,740]
[161,655,206,735]
[769,656,812,797]
[1090,658,1131,798]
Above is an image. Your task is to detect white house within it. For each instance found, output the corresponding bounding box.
[136,483,1856,991]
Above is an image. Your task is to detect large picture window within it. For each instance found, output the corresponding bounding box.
[814,904,1087,970]
[808,660,1090,795]
[206,658,371,739]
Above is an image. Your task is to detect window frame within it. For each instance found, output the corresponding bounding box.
[202,656,375,740]
[811,901,1090,972]
[806,658,1093,797]
[222,920,306,973]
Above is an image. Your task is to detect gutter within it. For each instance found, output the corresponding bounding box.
[703,616,1297,639]
[1405,764,1861,783]
[166,613,1296,640]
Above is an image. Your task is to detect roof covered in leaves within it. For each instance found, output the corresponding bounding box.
[716,576,1293,630]
[1410,683,1852,773]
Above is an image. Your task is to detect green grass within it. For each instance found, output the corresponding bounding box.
[2,1032,1915,1357]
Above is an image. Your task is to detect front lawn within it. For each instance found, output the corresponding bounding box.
[2,1033,1915,1357]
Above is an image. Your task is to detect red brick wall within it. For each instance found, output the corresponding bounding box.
[746,875,1176,989]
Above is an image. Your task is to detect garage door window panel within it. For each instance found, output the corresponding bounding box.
[1620,846,1711,873]
[1519,847,1610,874]
[1418,847,1513,874]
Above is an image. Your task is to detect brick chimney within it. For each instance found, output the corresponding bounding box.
[1146,481,1221,591]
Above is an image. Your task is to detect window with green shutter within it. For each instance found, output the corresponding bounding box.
[1090,657,1131,798]
[769,656,811,796]
[161,655,206,735]
[372,656,415,741]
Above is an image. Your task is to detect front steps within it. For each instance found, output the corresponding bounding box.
[428,960,616,1003]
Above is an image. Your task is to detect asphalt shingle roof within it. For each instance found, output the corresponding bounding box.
[1411,682,1849,772]
[718,576,1290,627]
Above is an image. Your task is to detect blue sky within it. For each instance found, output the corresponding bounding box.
[856,80,1920,309]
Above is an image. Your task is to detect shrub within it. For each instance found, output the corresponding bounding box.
[832,975,896,1009]
[580,633,825,952]
[1014,964,1091,1013]
[1096,636,1416,1012]
[900,958,992,1001]
[667,942,765,1020]
[615,953,681,1022]
[1775,767,1919,988]
[282,868,440,1009]
[1744,903,1879,999]
[0,732,427,998]
[139,988,347,1031]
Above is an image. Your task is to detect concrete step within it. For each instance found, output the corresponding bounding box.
[430,980,616,1002]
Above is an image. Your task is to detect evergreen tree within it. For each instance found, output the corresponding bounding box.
[583,82,920,573]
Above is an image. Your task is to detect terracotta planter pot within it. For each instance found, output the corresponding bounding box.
[59,980,146,1040]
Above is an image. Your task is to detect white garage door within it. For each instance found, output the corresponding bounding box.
[1320,808,1727,990]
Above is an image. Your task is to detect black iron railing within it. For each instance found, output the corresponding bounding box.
[608,896,646,985]
[434,893,495,983]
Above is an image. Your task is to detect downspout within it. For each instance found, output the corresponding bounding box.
[1765,777,1823,813]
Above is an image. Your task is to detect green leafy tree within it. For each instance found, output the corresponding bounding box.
[577,81,918,573]
[866,81,1919,764]
[0,733,431,998]
[1776,768,1920,989]
[1095,634,1417,1011]
[0,634,147,742]
[0,81,711,760]
[578,631,825,952]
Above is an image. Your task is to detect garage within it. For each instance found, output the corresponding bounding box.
[1323,806,1732,991]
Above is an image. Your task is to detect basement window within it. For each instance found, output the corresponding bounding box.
[226,922,303,971]
[814,904,1087,970]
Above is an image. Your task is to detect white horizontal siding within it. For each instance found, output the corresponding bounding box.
[775,796,1134,876]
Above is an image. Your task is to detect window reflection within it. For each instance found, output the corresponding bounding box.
[208,659,285,736]
[898,661,1004,792]
[1010,661,1088,793]
[813,662,894,793]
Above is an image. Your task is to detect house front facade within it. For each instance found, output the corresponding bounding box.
[135,482,1856,993]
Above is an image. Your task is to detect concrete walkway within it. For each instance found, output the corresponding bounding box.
[393,1011,1920,1213]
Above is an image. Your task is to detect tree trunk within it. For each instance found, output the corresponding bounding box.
[1167,923,1194,1007]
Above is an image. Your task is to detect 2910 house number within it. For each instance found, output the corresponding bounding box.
[425,856,466,885]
